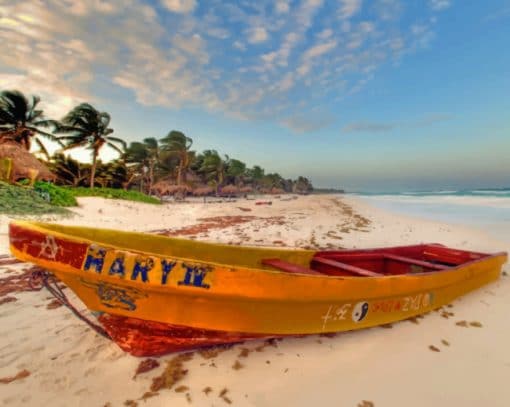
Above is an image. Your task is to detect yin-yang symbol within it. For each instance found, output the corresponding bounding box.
[351,301,369,323]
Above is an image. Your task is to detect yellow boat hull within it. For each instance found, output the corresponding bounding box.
[9,220,507,354]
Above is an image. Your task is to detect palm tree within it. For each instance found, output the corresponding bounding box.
[124,137,160,193]
[199,150,230,193]
[294,176,313,194]
[94,160,128,189]
[226,158,246,186]
[244,165,264,190]
[56,103,126,188]
[159,130,193,185]
[0,90,61,158]
[49,152,89,187]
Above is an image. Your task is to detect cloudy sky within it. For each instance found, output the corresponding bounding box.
[1,0,509,191]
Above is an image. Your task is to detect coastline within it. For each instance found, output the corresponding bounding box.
[1,195,509,407]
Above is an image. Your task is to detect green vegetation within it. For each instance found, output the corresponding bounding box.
[69,187,161,204]
[1,89,315,204]
[0,90,62,158]
[33,181,78,207]
[56,103,126,188]
[0,182,69,215]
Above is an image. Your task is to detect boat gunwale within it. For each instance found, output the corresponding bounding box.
[9,220,508,286]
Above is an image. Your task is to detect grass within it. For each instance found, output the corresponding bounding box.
[0,182,70,216]
[34,182,78,207]
[0,182,160,216]
[69,187,161,204]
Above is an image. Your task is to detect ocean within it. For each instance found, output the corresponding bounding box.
[351,188,510,243]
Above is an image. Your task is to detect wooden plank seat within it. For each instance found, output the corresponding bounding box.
[382,254,449,270]
[312,257,382,277]
[261,258,323,275]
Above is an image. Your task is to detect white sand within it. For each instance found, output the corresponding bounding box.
[0,195,509,407]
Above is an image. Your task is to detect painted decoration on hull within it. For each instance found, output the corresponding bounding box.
[351,301,369,323]
[82,244,214,289]
[9,224,88,269]
[80,279,148,311]
[320,292,435,330]
[8,224,215,292]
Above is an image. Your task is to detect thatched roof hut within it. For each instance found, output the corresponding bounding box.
[152,180,192,196]
[271,187,285,195]
[220,184,239,196]
[240,186,253,193]
[0,141,55,182]
[192,186,214,196]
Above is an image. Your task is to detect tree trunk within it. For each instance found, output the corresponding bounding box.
[148,162,154,195]
[177,162,183,186]
[90,150,98,188]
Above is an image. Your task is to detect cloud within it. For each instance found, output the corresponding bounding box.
[0,0,454,133]
[282,114,335,133]
[317,28,333,39]
[160,0,196,14]
[262,0,325,69]
[304,40,337,59]
[172,34,209,64]
[246,27,269,43]
[342,114,453,133]
[374,0,402,21]
[338,0,362,19]
[429,0,451,11]
[275,0,290,14]
[342,122,395,133]
[483,6,510,22]
[412,113,453,127]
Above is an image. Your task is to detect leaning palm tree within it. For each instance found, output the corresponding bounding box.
[226,158,247,186]
[56,103,126,188]
[159,130,193,185]
[0,90,61,158]
[199,150,230,194]
[124,137,160,193]
[49,152,89,187]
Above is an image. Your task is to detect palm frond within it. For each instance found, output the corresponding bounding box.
[34,137,50,160]
[106,141,124,155]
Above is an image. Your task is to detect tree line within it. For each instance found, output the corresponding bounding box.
[0,90,313,195]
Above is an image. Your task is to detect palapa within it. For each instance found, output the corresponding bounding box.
[0,141,55,182]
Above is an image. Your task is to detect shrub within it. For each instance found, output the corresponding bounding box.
[34,182,78,207]
[0,182,69,215]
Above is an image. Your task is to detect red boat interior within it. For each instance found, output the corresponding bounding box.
[262,244,488,277]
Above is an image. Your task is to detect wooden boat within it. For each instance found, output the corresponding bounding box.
[9,220,507,356]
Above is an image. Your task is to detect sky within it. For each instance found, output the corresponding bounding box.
[0,0,509,192]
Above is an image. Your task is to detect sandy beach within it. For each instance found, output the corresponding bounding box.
[1,194,509,407]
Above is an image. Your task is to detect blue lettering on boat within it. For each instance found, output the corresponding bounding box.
[109,253,126,278]
[131,256,154,282]
[161,259,177,285]
[84,245,106,273]
[178,263,211,289]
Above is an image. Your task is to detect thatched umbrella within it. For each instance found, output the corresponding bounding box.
[0,141,55,182]
[192,185,214,203]
[152,182,191,200]
[220,184,239,197]
[151,180,173,196]
[271,187,285,195]
[240,186,253,193]
[166,184,192,194]
[192,186,214,196]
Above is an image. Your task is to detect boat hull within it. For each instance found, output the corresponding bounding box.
[98,314,275,356]
[8,221,507,355]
